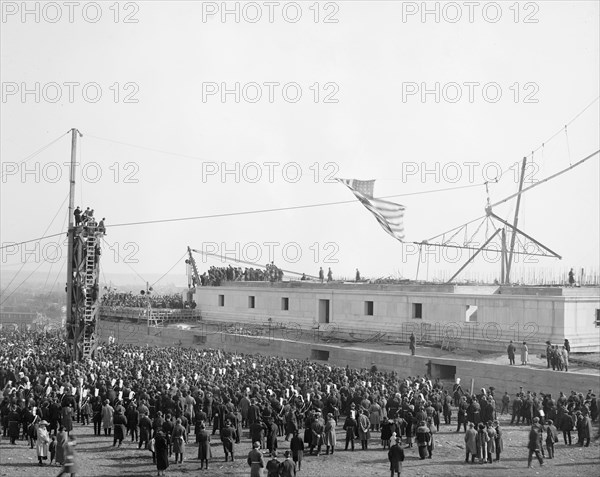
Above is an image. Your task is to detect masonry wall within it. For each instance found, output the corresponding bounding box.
[97,321,599,398]
[193,285,600,352]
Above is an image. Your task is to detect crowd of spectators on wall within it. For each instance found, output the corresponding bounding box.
[200,263,284,286]
[100,289,185,309]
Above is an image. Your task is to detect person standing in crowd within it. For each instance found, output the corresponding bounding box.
[527,422,544,468]
[358,409,371,450]
[561,346,569,372]
[511,393,522,425]
[80,398,91,427]
[172,418,187,464]
[310,411,324,456]
[319,267,324,283]
[280,450,295,477]
[546,341,553,368]
[521,342,529,365]
[545,419,558,458]
[355,269,361,281]
[113,409,127,447]
[127,403,139,443]
[247,441,265,477]
[56,435,77,477]
[220,419,235,462]
[7,405,20,444]
[56,427,67,466]
[327,267,333,282]
[507,340,516,365]
[324,413,336,455]
[197,423,211,470]
[154,429,170,476]
[92,399,102,436]
[415,420,430,460]
[388,436,404,477]
[500,392,510,415]
[426,417,436,459]
[492,420,503,461]
[485,421,496,464]
[35,420,51,466]
[456,397,468,433]
[475,423,489,464]
[576,412,592,447]
[290,430,304,471]
[266,451,280,477]
[461,425,476,464]
[49,436,56,464]
[139,412,152,450]
[102,400,114,436]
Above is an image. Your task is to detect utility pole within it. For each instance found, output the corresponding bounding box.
[505,157,527,284]
[65,128,81,361]
[145,281,151,334]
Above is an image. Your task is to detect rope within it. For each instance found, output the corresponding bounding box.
[0,130,70,181]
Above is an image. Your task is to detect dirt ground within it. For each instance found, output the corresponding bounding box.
[1,414,598,477]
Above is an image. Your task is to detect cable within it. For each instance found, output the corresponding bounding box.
[490,149,599,209]
[0,130,71,181]
[108,183,484,229]
[0,193,69,295]
[86,134,210,162]
[0,192,69,252]
[100,237,147,286]
[0,233,66,251]
[490,96,599,183]
[150,251,188,288]
[44,255,67,298]
[0,254,49,307]
[42,209,69,289]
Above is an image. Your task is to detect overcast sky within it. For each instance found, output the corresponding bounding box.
[1,1,599,292]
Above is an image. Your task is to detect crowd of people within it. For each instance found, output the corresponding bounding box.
[506,339,572,370]
[201,263,284,286]
[1,328,598,476]
[74,206,106,234]
[100,290,185,309]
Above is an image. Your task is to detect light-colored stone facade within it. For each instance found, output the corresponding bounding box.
[193,283,600,352]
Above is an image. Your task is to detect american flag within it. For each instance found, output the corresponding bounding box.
[337,178,405,241]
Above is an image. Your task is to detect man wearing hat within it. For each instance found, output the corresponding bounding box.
[197,423,211,470]
[492,420,503,462]
[265,450,281,477]
[289,429,304,471]
[388,437,405,477]
[7,405,20,445]
[280,450,295,477]
[527,421,544,468]
[220,419,235,462]
[310,411,324,456]
[464,422,477,464]
[545,419,558,458]
[247,441,265,477]
[113,408,127,447]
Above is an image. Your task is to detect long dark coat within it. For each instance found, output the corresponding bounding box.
[155,433,170,471]
[197,429,211,460]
